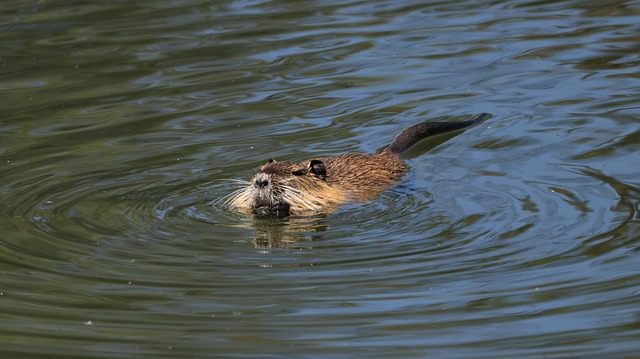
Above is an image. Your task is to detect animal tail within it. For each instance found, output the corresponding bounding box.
[384,113,490,155]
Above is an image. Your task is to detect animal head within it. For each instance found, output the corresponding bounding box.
[228,159,341,217]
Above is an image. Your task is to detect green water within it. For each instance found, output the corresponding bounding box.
[1,1,639,358]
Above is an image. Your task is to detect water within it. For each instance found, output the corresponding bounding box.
[1,0,639,358]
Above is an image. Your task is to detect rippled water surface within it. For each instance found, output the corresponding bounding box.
[1,0,640,358]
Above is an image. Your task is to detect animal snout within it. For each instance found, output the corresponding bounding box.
[254,179,269,188]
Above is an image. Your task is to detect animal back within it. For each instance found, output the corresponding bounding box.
[321,153,406,200]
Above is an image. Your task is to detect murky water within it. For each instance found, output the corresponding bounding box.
[1,0,639,358]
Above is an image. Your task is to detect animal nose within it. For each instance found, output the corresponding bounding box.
[254,179,269,188]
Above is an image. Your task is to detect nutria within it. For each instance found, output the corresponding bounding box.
[225,113,489,217]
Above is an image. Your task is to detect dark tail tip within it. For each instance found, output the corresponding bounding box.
[467,112,491,126]
[384,113,491,155]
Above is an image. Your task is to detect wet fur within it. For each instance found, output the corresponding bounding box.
[226,113,489,216]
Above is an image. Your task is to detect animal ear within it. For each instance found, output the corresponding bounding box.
[261,158,277,170]
[309,160,326,181]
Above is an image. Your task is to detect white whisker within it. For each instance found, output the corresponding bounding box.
[219,178,251,185]
[211,186,250,208]
[281,184,324,212]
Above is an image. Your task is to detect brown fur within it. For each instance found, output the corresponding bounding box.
[320,154,406,199]
[225,113,489,217]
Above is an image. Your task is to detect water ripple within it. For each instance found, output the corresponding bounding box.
[2,0,640,358]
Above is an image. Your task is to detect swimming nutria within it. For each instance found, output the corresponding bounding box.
[226,113,489,217]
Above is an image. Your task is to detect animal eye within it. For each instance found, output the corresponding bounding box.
[292,169,305,176]
[309,160,326,181]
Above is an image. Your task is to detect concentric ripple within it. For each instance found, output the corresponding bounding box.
[1,0,640,358]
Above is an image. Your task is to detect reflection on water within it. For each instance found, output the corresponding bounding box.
[1,0,639,358]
